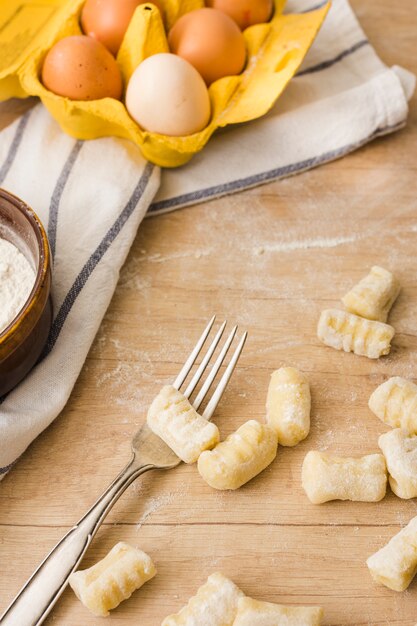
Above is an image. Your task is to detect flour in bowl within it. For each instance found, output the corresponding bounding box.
[0,237,36,333]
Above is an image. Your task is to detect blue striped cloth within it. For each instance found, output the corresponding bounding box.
[151,0,415,213]
[0,0,414,475]
[0,109,159,474]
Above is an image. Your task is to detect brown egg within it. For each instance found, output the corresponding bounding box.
[206,0,274,30]
[81,0,163,55]
[168,8,246,85]
[42,35,123,101]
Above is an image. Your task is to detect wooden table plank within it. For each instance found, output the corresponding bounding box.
[1,0,417,623]
[1,525,416,625]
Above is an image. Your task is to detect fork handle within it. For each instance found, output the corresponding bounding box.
[0,455,154,626]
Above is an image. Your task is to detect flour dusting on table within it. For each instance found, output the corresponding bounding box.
[253,234,362,255]
[0,238,35,333]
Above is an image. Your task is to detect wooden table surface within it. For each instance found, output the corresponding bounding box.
[1,1,416,624]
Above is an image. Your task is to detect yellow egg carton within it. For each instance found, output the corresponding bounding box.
[0,0,330,167]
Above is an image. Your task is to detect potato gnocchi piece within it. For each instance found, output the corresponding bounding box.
[367,514,417,591]
[301,450,387,504]
[378,429,417,499]
[162,572,244,626]
[369,377,417,433]
[68,542,156,617]
[317,309,395,359]
[266,367,311,447]
[197,420,278,490]
[233,597,323,626]
[147,385,220,463]
[342,265,400,322]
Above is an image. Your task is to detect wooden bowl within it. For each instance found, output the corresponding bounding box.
[0,189,52,396]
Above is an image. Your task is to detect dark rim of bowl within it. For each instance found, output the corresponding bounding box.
[0,188,50,341]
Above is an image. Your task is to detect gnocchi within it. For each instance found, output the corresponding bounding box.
[147,385,220,463]
[378,428,417,499]
[162,572,244,626]
[317,309,395,359]
[233,597,323,626]
[197,420,278,490]
[366,514,417,591]
[266,367,311,447]
[301,450,387,504]
[68,542,156,617]
[341,265,400,322]
[369,377,417,433]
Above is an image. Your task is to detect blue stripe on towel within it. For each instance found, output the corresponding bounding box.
[48,141,83,260]
[297,39,369,76]
[43,161,155,355]
[148,122,404,214]
[0,456,20,475]
[0,110,31,185]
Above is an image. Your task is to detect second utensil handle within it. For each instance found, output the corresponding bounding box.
[0,456,154,626]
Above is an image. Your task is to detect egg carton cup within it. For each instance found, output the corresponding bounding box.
[0,0,330,167]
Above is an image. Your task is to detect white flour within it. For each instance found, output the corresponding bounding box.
[0,238,36,333]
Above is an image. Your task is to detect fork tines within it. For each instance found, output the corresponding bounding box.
[173,316,247,420]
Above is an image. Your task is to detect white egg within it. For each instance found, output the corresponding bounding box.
[125,53,211,136]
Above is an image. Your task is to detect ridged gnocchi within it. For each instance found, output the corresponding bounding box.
[197,420,278,490]
[367,514,417,591]
[266,367,311,447]
[68,542,156,617]
[342,265,400,322]
[147,385,220,463]
[317,309,395,359]
[369,377,417,433]
[233,597,323,626]
[161,572,244,626]
[301,451,387,504]
[378,429,417,499]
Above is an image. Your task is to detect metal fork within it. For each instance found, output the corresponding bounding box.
[0,316,247,626]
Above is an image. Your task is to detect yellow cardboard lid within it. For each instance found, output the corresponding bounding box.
[0,1,69,97]
[0,0,330,166]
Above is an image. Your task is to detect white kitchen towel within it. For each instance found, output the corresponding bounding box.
[0,105,160,474]
[0,0,414,475]
[150,0,415,214]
